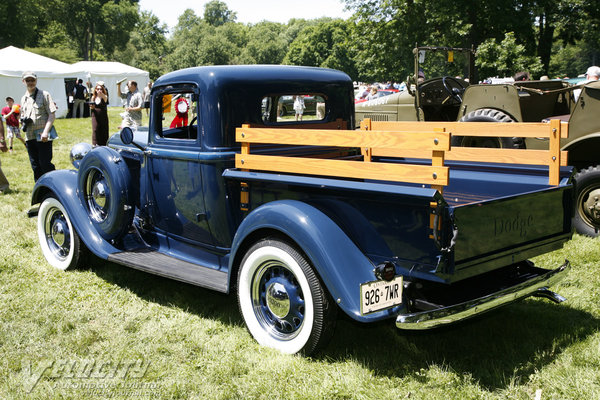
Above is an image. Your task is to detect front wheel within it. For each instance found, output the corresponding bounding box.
[237,238,336,355]
[573,166,600,237]
[37,196,85,270]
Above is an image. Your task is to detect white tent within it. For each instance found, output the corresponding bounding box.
[71,61,150,106]
[0,46,84,118]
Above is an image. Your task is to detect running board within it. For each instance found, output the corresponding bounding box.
[108,250,228,293]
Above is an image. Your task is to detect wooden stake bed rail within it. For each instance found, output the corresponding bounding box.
[235,118,568,192]
[236,124,450,190]
[362,119,568,186]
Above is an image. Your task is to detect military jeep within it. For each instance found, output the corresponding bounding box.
[456,79,600,236]
[355,46,475,125]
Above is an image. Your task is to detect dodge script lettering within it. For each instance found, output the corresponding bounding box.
[494,213,534,238]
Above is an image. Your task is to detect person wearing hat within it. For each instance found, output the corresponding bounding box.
[574,66,600,102]
[0,117,9,193]
[20,71,57,181]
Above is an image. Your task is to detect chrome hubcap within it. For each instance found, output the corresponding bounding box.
[252,262,305,340]
[85,168,109,222]
[44,208,71,260]
[51,220,67,247]
[266,282,290,319]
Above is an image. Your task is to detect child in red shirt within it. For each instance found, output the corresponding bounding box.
[1,97,26,153]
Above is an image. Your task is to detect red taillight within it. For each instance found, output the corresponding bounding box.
[376,262,396,281]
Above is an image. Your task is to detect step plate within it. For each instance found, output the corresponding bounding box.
[108,250,228,293]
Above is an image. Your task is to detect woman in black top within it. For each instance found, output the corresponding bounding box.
[90,83,109,146]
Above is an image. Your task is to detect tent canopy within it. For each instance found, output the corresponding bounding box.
[0,46,82,117]
[0,47,150,117]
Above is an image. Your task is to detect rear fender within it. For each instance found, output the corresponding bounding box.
[31,170,119,259]
[229,200,400,322]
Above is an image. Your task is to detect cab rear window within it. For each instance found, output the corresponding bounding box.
[261,94,326,124]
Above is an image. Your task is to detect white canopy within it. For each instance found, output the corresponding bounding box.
[71,61,150,106]
[0,46,83,118]
[0,47,151,118]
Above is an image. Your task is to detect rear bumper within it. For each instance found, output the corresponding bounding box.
[396,260,570,329]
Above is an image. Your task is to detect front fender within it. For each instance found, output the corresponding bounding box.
[229,200,402,322]
[31,169,119,259]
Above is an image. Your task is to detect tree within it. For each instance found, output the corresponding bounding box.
[203,0,237,27]
[115,11,168,79]
[42,0,139,61]
[476,32,543,79]
[239,22,287,64]
[283,19,357,79]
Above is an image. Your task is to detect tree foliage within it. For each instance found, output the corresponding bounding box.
[2,0,600,83]
[203,0,237,27]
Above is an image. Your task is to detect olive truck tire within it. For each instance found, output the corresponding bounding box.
[455,108,523,148]
[573,166,600,237]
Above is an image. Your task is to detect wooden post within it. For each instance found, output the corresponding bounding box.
[360,118,372,162]
[240,124,250,211]
[549,119,561,186]
[431,127,446,195]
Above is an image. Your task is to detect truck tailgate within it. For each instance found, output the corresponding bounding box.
[450,183,572,269]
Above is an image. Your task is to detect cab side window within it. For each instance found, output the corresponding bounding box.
[157,90,199,140]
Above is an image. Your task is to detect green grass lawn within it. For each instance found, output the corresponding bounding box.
[0,111,599,399]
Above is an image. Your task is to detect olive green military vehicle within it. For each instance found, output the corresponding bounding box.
[456,79,600,237]
[355,46,475,124]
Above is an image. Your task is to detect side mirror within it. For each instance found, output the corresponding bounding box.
[120,127,134,144]
[119,127,145,151]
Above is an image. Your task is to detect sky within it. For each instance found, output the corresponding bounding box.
[138,0,352,32]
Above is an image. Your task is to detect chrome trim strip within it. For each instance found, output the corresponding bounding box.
[396,260,570,330]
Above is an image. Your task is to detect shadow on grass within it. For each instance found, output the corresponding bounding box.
[85,256,597,390]
[86,257,242,325]
[322,300,599,390]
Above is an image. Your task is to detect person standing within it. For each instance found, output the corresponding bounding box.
[90,83,109,146]
[1,97,26,153]
[116,80,143,129]
[20,71,57,181]
[72,78,88,118]
[0,117,9,193]
[293,95,305,121]
[143,81,152,116]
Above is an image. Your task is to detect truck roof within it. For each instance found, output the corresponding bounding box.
[154,64,353,89]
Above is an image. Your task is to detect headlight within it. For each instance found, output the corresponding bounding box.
[69,142,92,169]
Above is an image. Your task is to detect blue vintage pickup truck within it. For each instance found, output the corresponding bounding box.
[29,65,574,355]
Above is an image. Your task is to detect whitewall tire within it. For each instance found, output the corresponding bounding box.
[37,196,83,270]
[237,238,336,355]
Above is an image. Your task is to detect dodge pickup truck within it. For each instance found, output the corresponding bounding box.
[29,65,574,355]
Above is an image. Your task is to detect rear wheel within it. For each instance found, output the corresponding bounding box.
[38,196,85,270]
[573,166,600,237]
[237,238,336,355]
[455,108,523,148]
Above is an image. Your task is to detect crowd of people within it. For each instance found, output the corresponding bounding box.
[0,70,153,193]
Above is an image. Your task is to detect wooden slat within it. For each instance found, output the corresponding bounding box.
[236,127,450,151]
[235,154,449,186]
[371,147,569,166]
[370,121,569,139]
